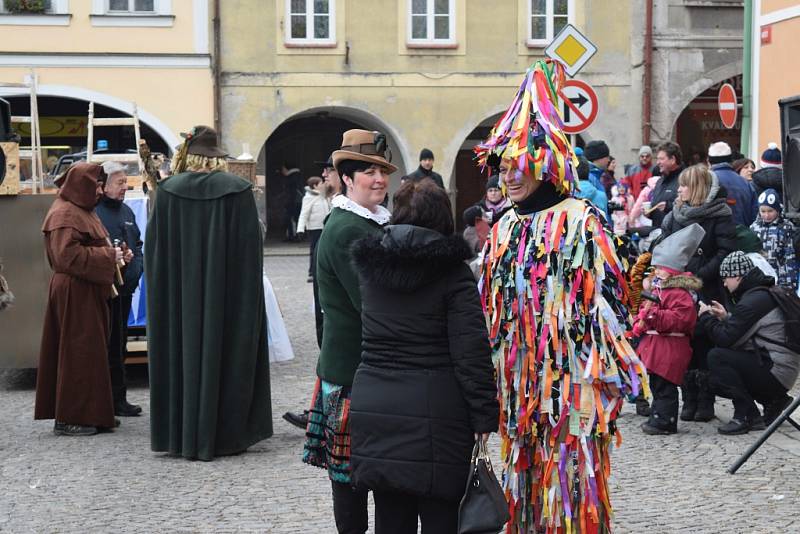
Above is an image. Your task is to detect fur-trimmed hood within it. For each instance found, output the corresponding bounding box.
[661,273,703,291]
[351,224,473,292]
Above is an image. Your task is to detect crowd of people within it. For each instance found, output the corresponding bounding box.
[27,57,800,534]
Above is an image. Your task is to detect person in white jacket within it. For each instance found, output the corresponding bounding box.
[297,176,332,282]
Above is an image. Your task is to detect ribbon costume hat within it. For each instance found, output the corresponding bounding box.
[474,59,579,196]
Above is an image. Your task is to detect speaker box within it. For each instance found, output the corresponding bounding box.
[779,95,800,218]
[0,98,11,141]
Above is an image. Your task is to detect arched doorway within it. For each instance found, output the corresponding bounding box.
[452,113,584,231]
[3,95,171,179]
[258,106,408,240]
[675,74,743,164]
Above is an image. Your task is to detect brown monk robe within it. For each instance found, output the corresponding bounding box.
[34,162,118,432]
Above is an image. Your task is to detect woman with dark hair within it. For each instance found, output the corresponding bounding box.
[732,158,756,182]
[302,129,395,534]
[349,179,498,533]
[660,164,736,423]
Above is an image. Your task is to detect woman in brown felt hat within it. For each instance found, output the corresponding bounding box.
[302,129,396,533]
[145,125,273,461]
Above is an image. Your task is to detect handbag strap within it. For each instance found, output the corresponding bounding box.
[471,438,495,473]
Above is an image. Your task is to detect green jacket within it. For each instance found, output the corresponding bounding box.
[316,206,384,386]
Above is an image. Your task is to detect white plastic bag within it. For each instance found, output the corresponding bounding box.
[263,274,295,363]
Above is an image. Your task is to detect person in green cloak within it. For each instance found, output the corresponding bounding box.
[145,125,272,461]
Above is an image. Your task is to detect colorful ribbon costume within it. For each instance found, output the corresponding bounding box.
[477,60,649,533]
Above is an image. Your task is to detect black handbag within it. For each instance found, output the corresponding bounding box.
[457,438,510,534]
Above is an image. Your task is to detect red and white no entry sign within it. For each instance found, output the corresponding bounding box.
[557,79,599,135]
[718,83,738,129]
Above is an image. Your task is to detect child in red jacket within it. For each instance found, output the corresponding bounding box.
[636,224,705,435]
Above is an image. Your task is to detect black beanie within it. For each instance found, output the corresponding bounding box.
[486,175,500,190]
[419,148,434,161]
[584,140,610,162]
[462,205,485,227]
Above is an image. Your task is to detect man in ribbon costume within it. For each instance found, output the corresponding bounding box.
[476,60,649,533]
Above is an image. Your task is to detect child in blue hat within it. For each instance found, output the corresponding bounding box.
[749,188,797,291]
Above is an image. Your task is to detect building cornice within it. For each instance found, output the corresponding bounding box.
[0,52,210,69]
[653,34,744,49]
[221,71,632,88]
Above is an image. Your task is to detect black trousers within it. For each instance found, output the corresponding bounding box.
[648,373,679,431]
[707,347,787,420]
[331,481,368,534]
[107,295,132,404]
[373,491,459,534]
[308,228,323,276]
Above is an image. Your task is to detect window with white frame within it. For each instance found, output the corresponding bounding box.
[528,0,572,46]
[286,0,335,45]
[408,0,455,45]
[108,0,155,13]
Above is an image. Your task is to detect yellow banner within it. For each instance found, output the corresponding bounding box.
[15,116,88,138]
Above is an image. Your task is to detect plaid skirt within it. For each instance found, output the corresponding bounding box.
[302,377,353,484]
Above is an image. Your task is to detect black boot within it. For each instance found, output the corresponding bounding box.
[694,370,716,422]
[282,410,309,429]
[679,370,698,421]
[635,391,651,417]
[115,399,142,417]
[718,418,751,435]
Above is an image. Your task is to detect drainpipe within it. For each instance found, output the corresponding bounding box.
[740,0,753,156]
[213,0,222,140]
[642,0,654,145]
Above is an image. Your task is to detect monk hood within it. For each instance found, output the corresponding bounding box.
[57,162,106,210]
[42,162,109,239]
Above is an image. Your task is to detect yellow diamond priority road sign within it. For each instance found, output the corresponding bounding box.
[544,24,597,77]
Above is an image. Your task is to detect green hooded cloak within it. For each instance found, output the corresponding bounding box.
[145,171,273,461]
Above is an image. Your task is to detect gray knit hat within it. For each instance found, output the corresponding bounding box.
[651,223,706,273]
[719,251,755,279]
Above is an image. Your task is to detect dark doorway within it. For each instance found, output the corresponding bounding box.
[259,109,407,241]
[676,74,743,164]
[260,114,361,240]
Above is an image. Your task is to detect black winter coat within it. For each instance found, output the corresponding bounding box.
[661,188,736,303]
[648,166,682,228]
[751,166,783,196]
[699,268,775,348]
[349,225,498,502]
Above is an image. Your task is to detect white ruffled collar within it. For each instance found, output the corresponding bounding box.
[332,195,391,225]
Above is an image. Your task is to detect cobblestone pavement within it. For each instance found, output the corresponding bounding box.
[1,253,799,533]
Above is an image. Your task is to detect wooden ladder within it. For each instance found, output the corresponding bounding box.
[4,69,44,193]
[85,101,144,175]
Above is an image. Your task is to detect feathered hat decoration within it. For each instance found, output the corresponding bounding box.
[474,59,579,196]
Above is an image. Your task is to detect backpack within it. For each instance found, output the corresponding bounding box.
[767,285,800,351]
